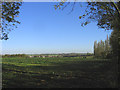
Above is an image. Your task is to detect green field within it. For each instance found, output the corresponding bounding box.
[2,57,118,88]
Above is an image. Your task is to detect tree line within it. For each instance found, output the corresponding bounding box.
[94,35,111,58]
[2,54,28,58]
[94,30,120,59]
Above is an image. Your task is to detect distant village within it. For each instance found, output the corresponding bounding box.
[2,53,93,58]
[29,55,62,58]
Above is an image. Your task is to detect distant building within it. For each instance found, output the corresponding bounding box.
[29,56,34,58]
[42,56,46,58]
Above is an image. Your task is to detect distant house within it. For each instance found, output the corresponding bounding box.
[48,56,53,57]
[38,56,41,57]
[42,56,46,58]
[29,56,34,58]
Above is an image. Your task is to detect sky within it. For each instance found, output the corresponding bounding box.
[1,2,112,54]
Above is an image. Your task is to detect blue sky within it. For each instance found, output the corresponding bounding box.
[2,2,112,54]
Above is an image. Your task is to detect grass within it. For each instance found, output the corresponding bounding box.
[2,57,118,88]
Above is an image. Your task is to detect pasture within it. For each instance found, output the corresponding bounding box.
[2,57,118,88]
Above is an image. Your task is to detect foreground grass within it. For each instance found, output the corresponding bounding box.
[2,57,118,88]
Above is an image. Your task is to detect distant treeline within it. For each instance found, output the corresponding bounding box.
[2,54,28,58]
[62,53,93,57]
[2,53,93,58]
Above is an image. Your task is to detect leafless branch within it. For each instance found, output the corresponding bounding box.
[67,2,76,15]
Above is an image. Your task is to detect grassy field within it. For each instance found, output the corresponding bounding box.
[2,56,118,88]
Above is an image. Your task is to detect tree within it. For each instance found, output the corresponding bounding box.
[109,30,120,59]
[104,35,110,56]
[94,40,97,56]
[54,1,120,30]
[100,40,106,58]
[0,1,22,40]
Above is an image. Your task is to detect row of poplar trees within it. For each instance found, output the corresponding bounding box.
[94,35,111,58]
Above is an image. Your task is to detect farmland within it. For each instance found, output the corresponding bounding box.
[2,56,118,88]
